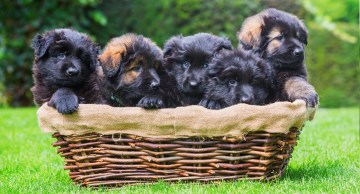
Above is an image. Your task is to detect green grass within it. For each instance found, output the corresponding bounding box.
[0,107,359,193]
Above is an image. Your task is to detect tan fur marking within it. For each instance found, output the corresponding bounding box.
[122,56,144,84]
[237,9,270,49]
[267,40,281,54]
[284,77,317,101]
[99,34,137,71]
[268,27,281,39]
[237,15,264,49]
[123,71,139,84]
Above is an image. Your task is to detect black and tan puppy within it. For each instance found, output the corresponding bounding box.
[99,34,179,108]
[199,49,274,109]
[237,8,318,107]
[163,33,233,105]
[31,28,102,114]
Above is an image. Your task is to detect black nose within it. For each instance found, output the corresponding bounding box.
[189,80,200,88]
[150,81,160,90]
[66,67,79,76]
[292,48,303,57]
[240,96,252,104]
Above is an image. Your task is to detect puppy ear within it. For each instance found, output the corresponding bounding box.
[215,38,233,52]
[299,21,308,45]
[163,35,183,59]
[90,44,100,72]
[237,14,264,50]
[31,34,54,58]
[98,46,126,77]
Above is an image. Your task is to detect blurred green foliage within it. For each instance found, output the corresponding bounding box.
[0,0,358,107]
[302,0,359,107]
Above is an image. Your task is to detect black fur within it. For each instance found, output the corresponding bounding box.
[99,34,180,108]
[31,28,103,114]
[200,49,274,109]
[238,8,318,107]
[163,33,233,106]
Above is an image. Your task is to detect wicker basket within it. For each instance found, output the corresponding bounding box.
[39,100,315,188]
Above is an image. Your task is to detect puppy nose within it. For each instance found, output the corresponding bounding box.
[189,81,200,88]
[66,67,79,76]
[150,81,160,90]
[292,48,303,56]
[240,96,252,104]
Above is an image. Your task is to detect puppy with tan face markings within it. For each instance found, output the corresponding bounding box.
[163,33,233,106]
[237,8,318,107]
[199,49,274,109]
[31,28,103,114]
[98,34,180,108]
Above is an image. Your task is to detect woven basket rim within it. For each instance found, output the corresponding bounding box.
[37,100,316,139]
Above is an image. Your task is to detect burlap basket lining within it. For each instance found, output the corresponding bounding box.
[38,100,315,139]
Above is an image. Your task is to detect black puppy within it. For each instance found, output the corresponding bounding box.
[237,8,318,107]
[98,33,179,108]
[163,33,233,105]
[31,28,102,114]
[199,49,274,109]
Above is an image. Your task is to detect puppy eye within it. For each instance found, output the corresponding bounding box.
[182,61,190,69]
[57,53,66,60]
[275,35,284,41]
[203,63,209,68]
[228,79,236,85]
[131,66,142,72]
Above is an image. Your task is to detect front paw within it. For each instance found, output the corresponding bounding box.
[199,99,223,110]
[284,78,319,108]
[303,93,319,108]
[49,94,79,114]
[137,96,164,109]
[289,92,319,108]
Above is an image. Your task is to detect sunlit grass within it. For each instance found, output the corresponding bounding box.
[0,107,359,193]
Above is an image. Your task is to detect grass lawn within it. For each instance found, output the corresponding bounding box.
[0,107,359,193]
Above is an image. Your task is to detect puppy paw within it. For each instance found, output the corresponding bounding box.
[293,93,319,108]
[48,90,79,114]
[284,77,319,108]
[137,96,164,109]
[199,99,223,110]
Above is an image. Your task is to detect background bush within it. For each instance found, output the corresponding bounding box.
[0,0,358,107]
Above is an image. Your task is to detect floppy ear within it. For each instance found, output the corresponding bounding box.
[299,21,308,45]
[215,38,233,52]
[90,44,100,72]
[31,34,54,58]
[163,35,183,59]
[98,45,127,77]
[237,14,264,50]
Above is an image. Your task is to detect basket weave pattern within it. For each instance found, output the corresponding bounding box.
[52,128,300,187]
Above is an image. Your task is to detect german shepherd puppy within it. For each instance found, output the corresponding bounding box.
[199,49,274,109]
[237,8,318,107]
[98,34,179,108]
[163,33,233,106]
[31,28,102,114]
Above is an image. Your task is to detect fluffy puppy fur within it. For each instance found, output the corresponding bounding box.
[31,28,102,114]
[199,49,274,109]
[237,8,318,107]
[163,33,233,105]
[98,33,179,108]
